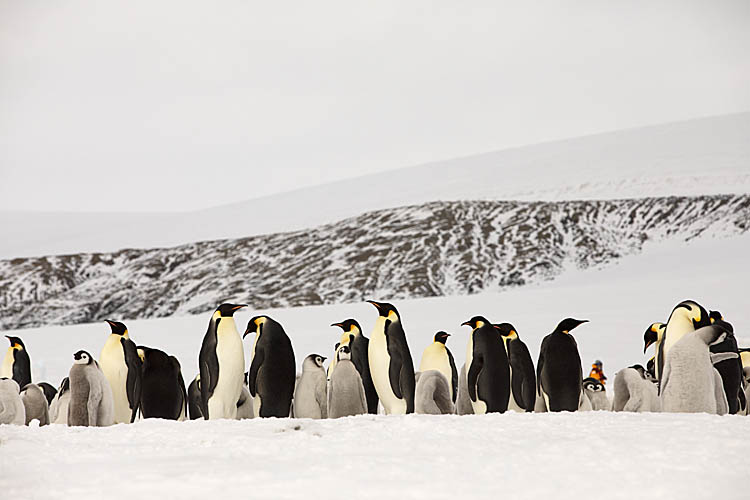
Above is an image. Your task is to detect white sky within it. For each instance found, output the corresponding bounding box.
[1,0,749,212]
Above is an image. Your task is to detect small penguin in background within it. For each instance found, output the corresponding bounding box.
[0,377,25,425]
[244,315,296,418]
[331,319,378,414]
[612,366,661,412]
[49,377,71,424]
[456,363,474,415]
[293,354,328,419]
[99,320,142,423]
[645,358,658,383]
[328,346,368,418]
[582,377,609,411]
[21,383,49,425]
[37,382,57,406]
[708,311,744,414]
[199,303,247,420]
[236,385,254,419]
[419,331,458,404]
[494,323,536,412]
[536,318,589,412]
[1,336,31,389]
[187,375,202,420]
[138,346,187,420]
[415,370,453,415]
[67,350,115,427]
[366,301,416,415]
[462,316,510,414]
[643,323,666,381]
[660,300,710,389]
[661,325,733,415]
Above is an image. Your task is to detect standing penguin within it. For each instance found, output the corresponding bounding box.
[138,346,187,420]
[243,315,296,418]
[366,300,415,415]
[328,346,368,418]
[198,303,247,420]
[20,384,49,425]
[293,354,328,419]
[582,377,609,411]
[0,378,25,425]
[643,322,666,381]
[1,336,31,389]
[494,323,536,412]
[67,350,115,427]
[419,331,458,404]
[331,319,378,414]
[659,300,710,389]
[99,320,142,423]
[536,318,589,412]
[49,377,71,424]
[461,316,510,414]
[612,366,660,412]
[707,312,743,414]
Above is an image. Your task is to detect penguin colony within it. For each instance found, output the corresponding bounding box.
[1,298,748,427]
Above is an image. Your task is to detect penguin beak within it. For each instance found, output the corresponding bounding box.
[461,321,472,327]
[643,340,653,354]
[232,304,248,311]
[242,327,254,339]
[331,323,343,328]
[321,356,327,361]
[366,300,382,310]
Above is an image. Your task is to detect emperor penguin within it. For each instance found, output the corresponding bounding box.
[328,345,368,418]
[661,325,733,414]
[536,318,589,412]
[707,312,743,414]
[659,300,710,389]
[494,323,536,412]
[366,300,416,415]
[582,377,609,411]
[642,322,666,381]
[99,320,142,423]
[331,319,378,414]
[0,377,25,425]
[293,354,328,419]
[415,370,454,415]
[20,383,49,425]
[138,346,187,420]
[243,315,296,418]
[419,331,458,403]
[49,377,71,424]
[67,350,115,427]
[198,303,247,420]
[37,382,57,405]
[611,365,660,412]
[461,316,510,414]
[456,363,474,415]
[1,336,31,389]
[187,375,202,420]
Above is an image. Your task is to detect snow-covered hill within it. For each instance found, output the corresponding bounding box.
[2,112,749,259]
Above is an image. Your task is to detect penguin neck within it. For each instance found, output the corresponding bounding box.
[0,347,14,378]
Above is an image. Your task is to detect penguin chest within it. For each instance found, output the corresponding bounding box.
[420,344,453,400]
[100,337,130,421]
[1,348,14,378]
[214,324,245,401]
[368,318,404,414]
[663,317,695,357]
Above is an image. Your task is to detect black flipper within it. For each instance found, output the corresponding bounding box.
[248,344,265,398]
[172,356,187,419]
[388,348,404,400]
[447,347,458,403]
[122,337,143,423]
[467,353,483,402]
[198,317,220,419]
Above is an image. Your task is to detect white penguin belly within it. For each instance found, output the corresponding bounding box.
[100,338,131,424]
[369,318,406,415]
[0,348,13,379]
[507,365,524,412]
[420,344,453,401]
[211,325,244,419]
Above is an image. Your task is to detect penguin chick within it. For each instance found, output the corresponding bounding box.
[331,319,378,414]
[187,375,202,420]
[1,335,31,389]
[67,350,115,427]
[328,346,367,418]
[611,366,661,412]
[293,354,328,419]
[20,383,49,425]
[49,377,70,424]
[0,377,25,425]
[236,385,254,419]
[456,363,474,415]
[415,370,454,415]
[582,377,610,411]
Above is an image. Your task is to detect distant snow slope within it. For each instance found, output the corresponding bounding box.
[2,112,748,258]
[1,413,745,500]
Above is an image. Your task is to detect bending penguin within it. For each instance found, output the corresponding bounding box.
[331,319,378,414]
[293,354,328,419]
[0,377,25,425]
[138,346,187,420]
[415,370,453,415]
[419,331,458,404]
[1,336,31,389]
[708,311,744,414]
[462,316,510,414]
[21,383,50,425]
[366,300,415,415]
[67,350,115,427]
[642,322,666,382]
[198,303,247,420]
[328,345,368,418]
[243,315,296,418]
[611,365,660,412]
[536,318,589,412]
[494,323,536,412]
[99,320,142,423]
[659,300,710,389]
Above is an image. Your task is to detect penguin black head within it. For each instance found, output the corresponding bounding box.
[104,320,128,336]
[709,310,734,333]
[331,319,362,334]
[492,323,519,339]
[243,315,273,338]
[629,364,648,379]
[337,345,351,361]
[582,377,604,392]
[671,300,710,330]
[4,335,25,350]
[73,350,93,365]
[643,322,665,353]
[461,316,491,330]
[646,357,656,377]
[216,303,247,317]
[433,331,451,344]
[366,300,400,320]
[554,318,589,334]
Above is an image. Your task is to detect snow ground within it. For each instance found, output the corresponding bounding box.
[1,412,748,499]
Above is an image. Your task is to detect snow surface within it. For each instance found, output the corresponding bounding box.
[2,112,749,258]
[1,412,748,500]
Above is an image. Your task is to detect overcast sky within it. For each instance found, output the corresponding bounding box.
[1,0,748,212]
